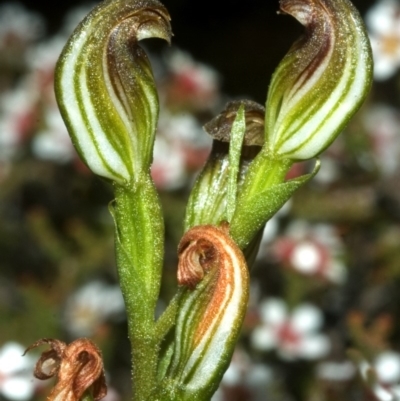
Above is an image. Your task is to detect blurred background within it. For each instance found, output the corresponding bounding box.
[5,0,376,102]
[1,0,400,400]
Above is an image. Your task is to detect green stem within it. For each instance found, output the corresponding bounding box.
[112,176,164,401]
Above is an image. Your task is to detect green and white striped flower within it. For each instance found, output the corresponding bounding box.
[156,224,249,401]
[55,0,171,184]
[265,0,373,160]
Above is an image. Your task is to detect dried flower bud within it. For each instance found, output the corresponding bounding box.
[184,100,265,230]
[55,0,171,184]
[204,100,265,146]
[156,224,249,400]
[265,0,373,160]
[25,338,106,401]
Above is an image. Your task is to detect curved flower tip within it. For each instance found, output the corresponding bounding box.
[55,0,172,184]
[161,224,249,399]
[25,338,106,401]
[266,0,373,160]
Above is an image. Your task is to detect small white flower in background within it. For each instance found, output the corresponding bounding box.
[256,200,292,260]
[251,298,330,361]
[360,351,400,401]
[313,155,341,186]
[163,49,220,111]
[366,0,400,81]
[317,360,356,382]
[0,342,40,400]
[0,86,38,161]
[272,220,346,284]
[159,112,210,147]
[27,3,98,72]
[26,35,65,74]
[0,3,43,50]
[212,347,273,401]
[152,112,211,190]
[64,281,125,337]
[32,109,75,163]
[0,74,76,170]
[0,34,68,165]
[151,134,187,190]
[363,104,400,176]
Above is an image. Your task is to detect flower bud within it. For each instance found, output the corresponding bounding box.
[265,0,373,160]
[156,224,249,400]
[55,0,171,184]
[184,100,265,230]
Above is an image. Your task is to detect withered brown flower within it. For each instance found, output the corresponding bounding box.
[25,338,107,401]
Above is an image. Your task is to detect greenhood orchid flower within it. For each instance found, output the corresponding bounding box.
[55,0,171,185]
[266,0,373,160]
[228,0,373,249]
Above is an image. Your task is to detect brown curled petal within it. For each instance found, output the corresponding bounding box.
[25,339,66,380]
[27,338,106,401]
[177,237,217,288]
[177,224,249,346]
[67,340,106,401]
[51,339,106,401]
[33,349,63,380]
[203,100,265,146]
[25,338,66,356]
